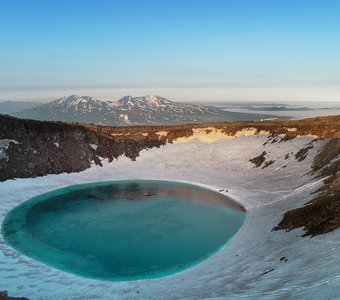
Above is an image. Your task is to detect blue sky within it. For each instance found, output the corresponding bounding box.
[0,0,339,102]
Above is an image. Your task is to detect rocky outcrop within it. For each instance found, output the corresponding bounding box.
[0,291,29,300]
[0,115,165,181]
[249,151,267,167]
[274,138,340,236]
[295,144,314,162]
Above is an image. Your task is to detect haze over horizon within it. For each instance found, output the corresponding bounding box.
[1,0,339,103]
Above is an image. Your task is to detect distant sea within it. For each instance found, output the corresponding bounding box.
[187,101,340,120]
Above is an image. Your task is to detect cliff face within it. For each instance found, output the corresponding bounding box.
[0,115,165,181]
[0,113,339,236]
[274,138,340,236]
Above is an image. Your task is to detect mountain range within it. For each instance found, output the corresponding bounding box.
[2,95,278,126]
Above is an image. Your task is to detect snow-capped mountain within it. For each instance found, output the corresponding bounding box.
[12,95,114,125]
[10,94,276,125]
[106,94,243,124]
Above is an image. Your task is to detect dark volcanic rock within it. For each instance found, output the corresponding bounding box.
[274,193,340,237]
[295,144,314,162]
[312,138,340,171]
[249,151,267,167]
[262,160,274,169]
[0,290,29,300]
[0,115,165,181]
[260,268,275,276]
[274,138,340,236]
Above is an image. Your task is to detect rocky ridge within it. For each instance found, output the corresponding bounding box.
[0,114,340,236]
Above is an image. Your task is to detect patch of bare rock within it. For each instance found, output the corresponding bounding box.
[0,291,29,300]
[274,138,340,236]
[249,151,267,167]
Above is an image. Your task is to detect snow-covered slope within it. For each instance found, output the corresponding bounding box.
[0,122,339,299]
[1,115,339,299]
[11,95,277,125]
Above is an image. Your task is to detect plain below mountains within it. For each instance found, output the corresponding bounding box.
[3,95,281,126]
[0,100,41,113]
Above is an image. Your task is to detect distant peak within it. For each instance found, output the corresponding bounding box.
[51,95,102,108]
[115,95,133,104]
[62,95,81,101]
[121,95,132,100]
[58,95,96,103]
[65,95,92,100]
[145,94,158,100]
[67,94,80,99]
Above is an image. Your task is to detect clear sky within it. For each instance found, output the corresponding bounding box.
[0,0,339,102]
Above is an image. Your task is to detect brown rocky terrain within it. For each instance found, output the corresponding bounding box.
[1,113,339,237]
[0,115,165,181]
[0,291,28,300]
[274,138,340,236]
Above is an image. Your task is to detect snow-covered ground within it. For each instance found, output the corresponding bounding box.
[1,135,339,299]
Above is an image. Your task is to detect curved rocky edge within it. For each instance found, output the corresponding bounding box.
[1,114,340,181]
[1,113,340,299]
[1,113,340,237]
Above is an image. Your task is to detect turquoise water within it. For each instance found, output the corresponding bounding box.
[2,180,246,281]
